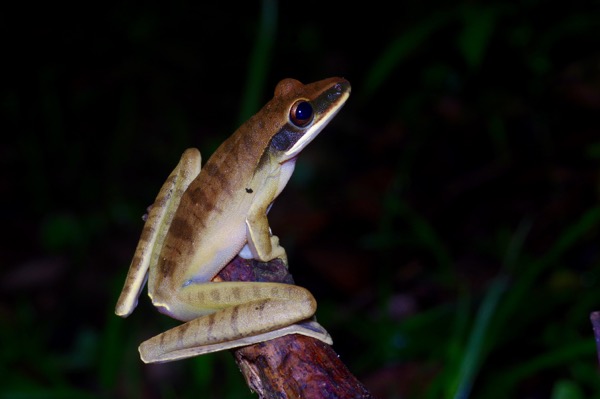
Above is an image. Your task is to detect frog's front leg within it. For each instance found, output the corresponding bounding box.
[244,183,288,263]
[138,281,331,363]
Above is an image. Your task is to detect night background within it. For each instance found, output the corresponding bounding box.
[2,1,600,398]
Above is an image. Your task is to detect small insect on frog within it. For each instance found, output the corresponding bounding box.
[115,77,350,363]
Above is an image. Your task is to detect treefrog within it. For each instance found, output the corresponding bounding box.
[115,77,351,363]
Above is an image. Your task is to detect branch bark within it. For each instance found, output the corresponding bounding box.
[591,311,600,367]
[217,256,375,399]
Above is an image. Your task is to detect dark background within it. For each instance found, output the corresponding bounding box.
[2,1,600,398]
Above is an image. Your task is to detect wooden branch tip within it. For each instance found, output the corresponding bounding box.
[590,311,600,367]
[218,256,375,399]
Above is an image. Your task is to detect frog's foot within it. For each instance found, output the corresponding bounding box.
[269,234,288,265]
[238,234,288,266]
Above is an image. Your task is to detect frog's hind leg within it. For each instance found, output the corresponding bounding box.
[115,148,201,317]
[138,281,331,363]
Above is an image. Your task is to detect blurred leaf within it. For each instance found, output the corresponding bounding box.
[551,379,585,399]
[586,142,600,159]
[238,0,277,125]
[496,207,600,331]
[0,388,98,399]
[456,5,503,69]
[362,12,451,100]
[482,340,595,398]
[447,277,508,399]
[191,355,214,392]
[541,206,600,266]
[39,213,83,252]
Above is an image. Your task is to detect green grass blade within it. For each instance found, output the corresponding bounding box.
[457,5,503,69]
[496,206,600,330]
[238,0,277,125]
[448,277,508,399]
[361,12,451,101]
[483,340,595,398]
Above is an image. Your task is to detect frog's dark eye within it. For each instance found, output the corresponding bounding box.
[289,100,313,127]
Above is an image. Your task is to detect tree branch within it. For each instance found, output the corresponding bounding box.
[217,256,375,399]
[591,311,600,367]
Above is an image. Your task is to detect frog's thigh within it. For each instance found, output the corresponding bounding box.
[140,282,318,363]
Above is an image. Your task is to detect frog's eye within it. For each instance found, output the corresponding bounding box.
[289,100,313,127]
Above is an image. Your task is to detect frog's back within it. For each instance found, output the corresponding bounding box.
[150,121,269,294]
